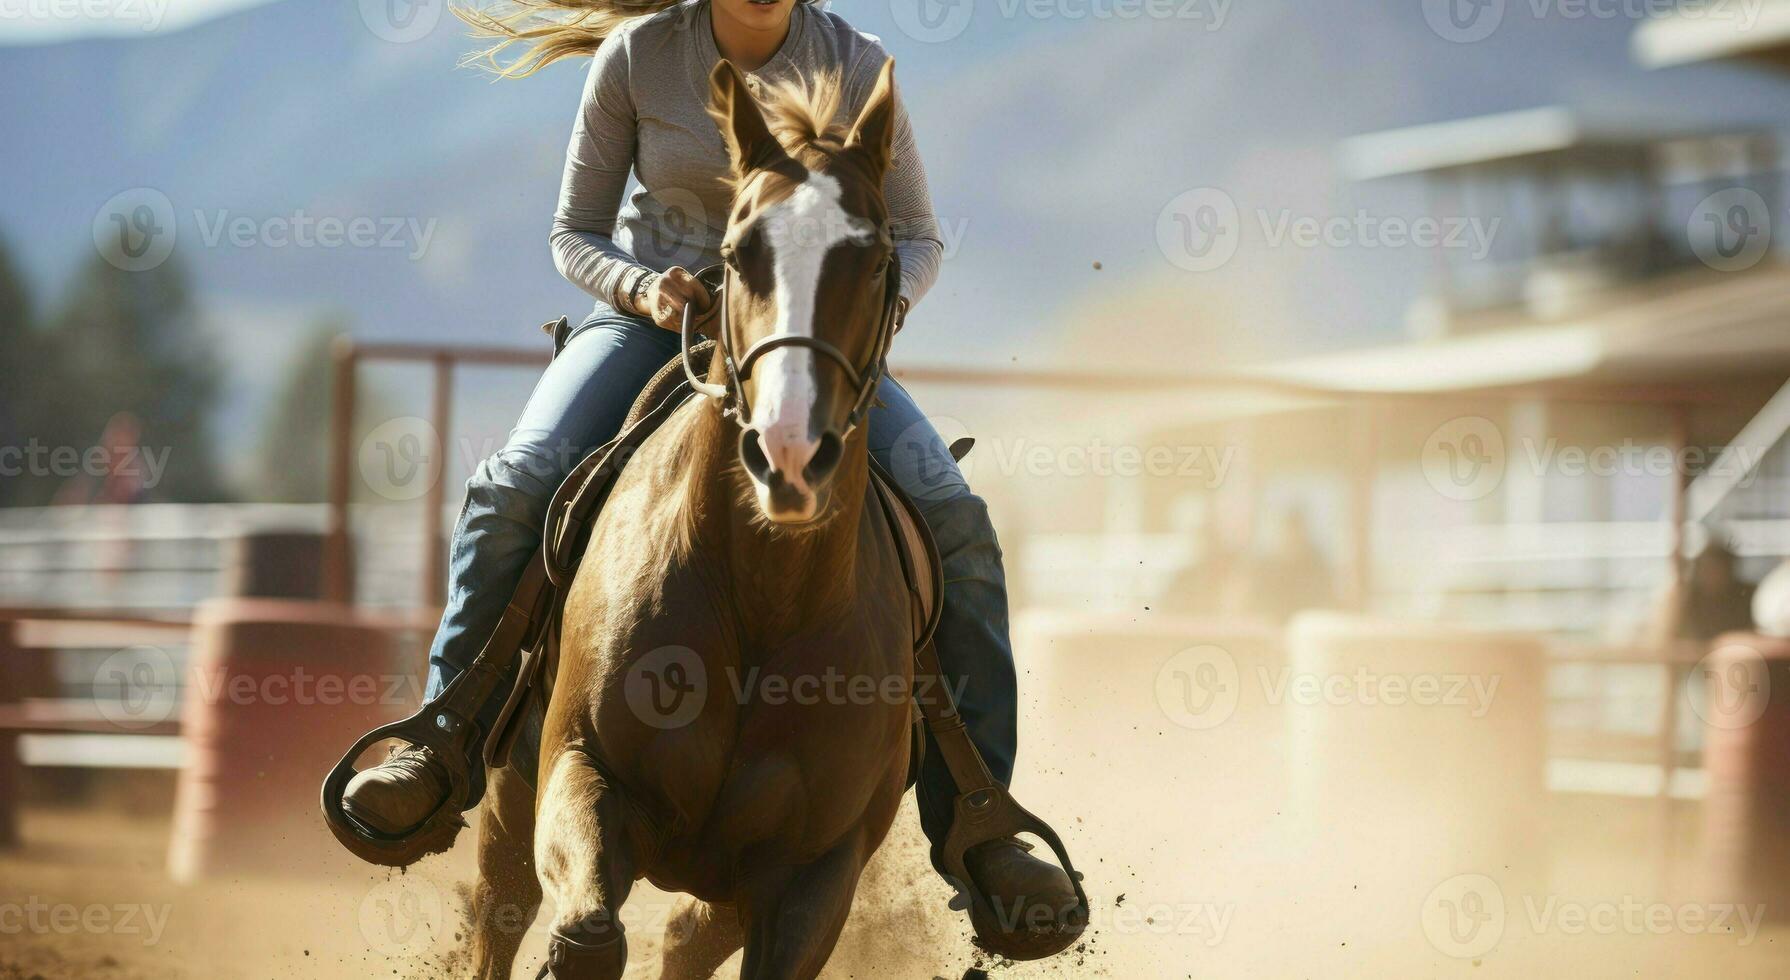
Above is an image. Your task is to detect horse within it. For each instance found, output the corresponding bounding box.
[470,58,923,980]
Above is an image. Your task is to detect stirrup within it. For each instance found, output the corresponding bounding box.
[320,702,476,867]
[920,675,1090,960]
[935,785,1088,960]
[321,557,553,867]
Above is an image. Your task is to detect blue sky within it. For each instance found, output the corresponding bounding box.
[0,0,276,43]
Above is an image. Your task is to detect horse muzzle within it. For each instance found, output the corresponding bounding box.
[739,424,843,524]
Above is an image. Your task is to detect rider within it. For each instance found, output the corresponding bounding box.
[342,0,1077,937]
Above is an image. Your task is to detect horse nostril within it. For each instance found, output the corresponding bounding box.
[804,431,843,486]
[739,428,774,484]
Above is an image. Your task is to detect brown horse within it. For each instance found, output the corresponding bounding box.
[471,59,921,980]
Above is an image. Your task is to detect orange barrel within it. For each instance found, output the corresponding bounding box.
[168,598,409,881]
[1286,613,1545,921]
[1698,633,1790,915]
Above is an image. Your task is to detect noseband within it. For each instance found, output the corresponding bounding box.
[681,252,903,436]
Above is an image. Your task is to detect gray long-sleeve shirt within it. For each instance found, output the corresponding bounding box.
[551,0,944,314]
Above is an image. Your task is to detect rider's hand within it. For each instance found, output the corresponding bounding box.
[642,266,711,332]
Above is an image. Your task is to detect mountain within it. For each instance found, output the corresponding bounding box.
[5,0,1790,449]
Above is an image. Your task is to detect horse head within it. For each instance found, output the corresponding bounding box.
[705,57,900,525]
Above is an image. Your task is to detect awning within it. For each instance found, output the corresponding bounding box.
[1227,264,1790,395]
[1633,0,1790,69]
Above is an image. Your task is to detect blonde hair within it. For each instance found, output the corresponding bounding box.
[454,0,679,77]
[454,0,817,79]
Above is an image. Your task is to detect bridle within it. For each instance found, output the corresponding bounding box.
[681,250,902,437]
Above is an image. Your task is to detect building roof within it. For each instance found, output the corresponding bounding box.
[1229,264,1790,395]
[1633,0,1790,69]
[1339,106,1693,181]
[1337,106,1773,182]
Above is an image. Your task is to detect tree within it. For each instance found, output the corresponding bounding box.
[0,233,34,422]
[0,233,57,506]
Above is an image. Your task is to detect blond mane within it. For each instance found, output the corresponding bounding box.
[749,71,848,149]
[706,70,850,191]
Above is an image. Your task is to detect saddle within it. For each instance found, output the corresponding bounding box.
[320,320,1088,956]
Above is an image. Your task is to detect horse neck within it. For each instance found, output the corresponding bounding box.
[680,403,871,633]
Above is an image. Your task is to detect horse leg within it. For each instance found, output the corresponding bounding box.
[659,897,744,980]
[472,762,543,980]
[535,747,640,980]
[736,838,867,980]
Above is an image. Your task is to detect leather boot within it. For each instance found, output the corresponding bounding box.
[959,837,1086,960]
[341,744,452,835]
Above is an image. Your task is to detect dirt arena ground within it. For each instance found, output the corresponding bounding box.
[7,620,1790,978]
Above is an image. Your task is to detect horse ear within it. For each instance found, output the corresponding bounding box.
[845,58,897,174]
[709,59,778,174]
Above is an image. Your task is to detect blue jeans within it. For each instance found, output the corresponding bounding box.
[424,304,1018,851]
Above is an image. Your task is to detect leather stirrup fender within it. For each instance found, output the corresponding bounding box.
[485,605,556,771]
[872,444,1090,961]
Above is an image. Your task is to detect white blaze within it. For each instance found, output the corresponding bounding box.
[751,170,860,487]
